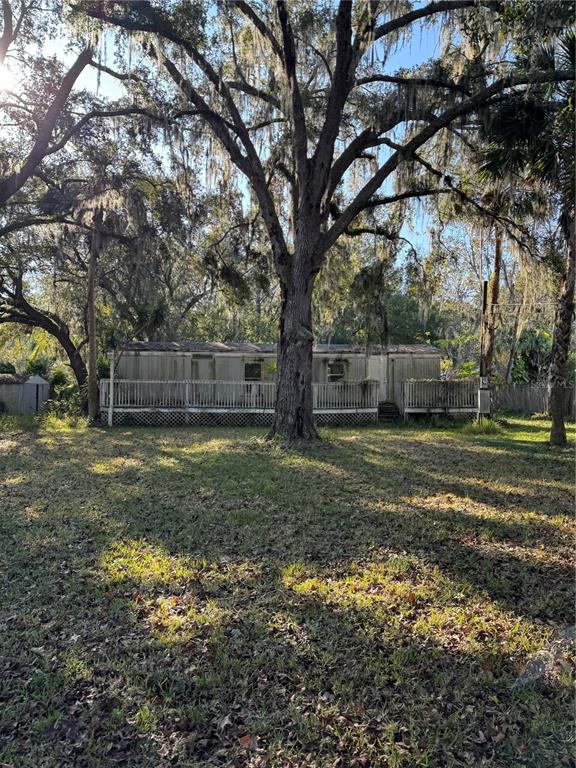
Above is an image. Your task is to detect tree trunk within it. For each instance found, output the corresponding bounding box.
[268,264,319,444]
[87,209,102,422]
[548,223,575,447]
[481,225,502,382]
[61,337,88,391]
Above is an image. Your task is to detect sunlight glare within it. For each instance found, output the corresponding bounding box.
[0,63,17,93]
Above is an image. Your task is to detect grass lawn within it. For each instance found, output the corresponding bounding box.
[0,415,574,767]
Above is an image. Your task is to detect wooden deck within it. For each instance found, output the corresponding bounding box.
[99,379,380,426]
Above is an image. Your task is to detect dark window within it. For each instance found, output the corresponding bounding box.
[244,362,262,381]
[327,361,346,382]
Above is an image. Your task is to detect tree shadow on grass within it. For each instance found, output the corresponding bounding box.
[2,426,573,622]
[0,424,574,766]
[1,538,572,767]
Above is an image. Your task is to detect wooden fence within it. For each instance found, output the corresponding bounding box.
[492,384,575,416]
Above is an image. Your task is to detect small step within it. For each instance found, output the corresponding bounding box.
[378,401,400,423]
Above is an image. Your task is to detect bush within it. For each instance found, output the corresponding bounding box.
[461,418,504,436]
[50,366,69,391]
[97,354,110,379]
[24,356,50,377]
[43,389,85,419]
[0,361,16,374]
[454,361,480,380]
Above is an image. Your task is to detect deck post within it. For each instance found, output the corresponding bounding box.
[107,352,115,427]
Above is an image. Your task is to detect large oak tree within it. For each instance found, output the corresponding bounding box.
[77,1,575,439]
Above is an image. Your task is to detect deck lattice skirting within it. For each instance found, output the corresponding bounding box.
[99,379,380,427]
[108,410,377,428]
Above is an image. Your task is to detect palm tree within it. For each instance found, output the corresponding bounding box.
[480,32,575,446]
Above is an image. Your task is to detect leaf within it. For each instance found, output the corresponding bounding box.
[218,713,233,732]
[239,734,258,750]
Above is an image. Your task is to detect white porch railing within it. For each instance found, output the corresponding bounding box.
[313,381,379,410]
[99,379,379,412]
[99,380,276,410]
[403,379,478,411]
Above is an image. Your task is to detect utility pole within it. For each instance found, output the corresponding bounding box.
[479,279,488,377]
[478,279,491,419]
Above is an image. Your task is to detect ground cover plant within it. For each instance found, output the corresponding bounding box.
[0,417,574,767]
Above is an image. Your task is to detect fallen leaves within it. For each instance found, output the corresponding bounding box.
[0,417,573,767]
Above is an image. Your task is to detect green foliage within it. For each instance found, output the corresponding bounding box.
[49,366,69,391]
[454,360,480,380]
[461,418,504,435]
[24,356,50,377]
[0,360,16,374]
[43,390,85,419]
[511,328,552,383]
[97,354,110,379]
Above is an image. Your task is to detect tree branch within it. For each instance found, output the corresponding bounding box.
[276,0,309,179]
[0,46,94,206]
[356,73,471,95]
[373,0,497,40]
[321,68,574,254]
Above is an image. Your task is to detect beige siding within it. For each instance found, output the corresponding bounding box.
[367,355,388,401]
[214,355,276,382]
[314,355,368,383]
[388,354,442,408]
[117,352,211,380]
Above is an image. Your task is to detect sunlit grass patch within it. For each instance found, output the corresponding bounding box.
[0,437,20,451]
[1,472,25,485]
[90,457,142,474]
[147,595,229,646]
[461,418,505,436]
[282,557,460,620]
[40,413,89,433]
[100,539,196,587]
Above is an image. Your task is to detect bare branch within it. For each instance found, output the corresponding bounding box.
[276,0,309,178]
[356,74,471,95]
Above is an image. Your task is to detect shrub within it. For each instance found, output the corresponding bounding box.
[0,361,16,374]
[24,356,50,377]
[97,354,110,379]
[461,418,504,436]
[43,390,85,419]
[50,366,69,391]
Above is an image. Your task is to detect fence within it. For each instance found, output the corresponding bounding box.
[492,384,574,416]
[403,379,478,412]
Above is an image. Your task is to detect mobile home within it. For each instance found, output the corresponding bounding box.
[100,341,445,426]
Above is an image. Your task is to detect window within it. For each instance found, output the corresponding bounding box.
[244,362,262,381]
[327,361,346,383]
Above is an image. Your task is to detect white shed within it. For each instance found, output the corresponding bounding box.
[0,374,50,414]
